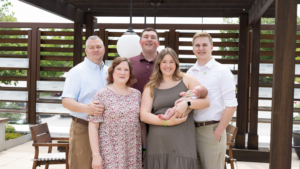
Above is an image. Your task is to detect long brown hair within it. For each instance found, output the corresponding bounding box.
[106,57,137,86]
[144,47,183,97]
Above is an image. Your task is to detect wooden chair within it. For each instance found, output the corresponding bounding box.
[225,124,238,169]
[30,123,69,169]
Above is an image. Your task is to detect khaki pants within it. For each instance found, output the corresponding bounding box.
[69,119,92,169]
[195,123,226,169]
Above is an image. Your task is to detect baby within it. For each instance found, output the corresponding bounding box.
[158,85,208,120]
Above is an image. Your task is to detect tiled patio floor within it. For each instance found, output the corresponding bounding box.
[0,141,299,169]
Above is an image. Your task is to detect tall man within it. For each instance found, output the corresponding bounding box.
[187,32,238,169]
[62,36,108,169]
[129,27,160,154]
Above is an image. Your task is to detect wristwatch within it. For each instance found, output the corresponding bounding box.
[186,100,191,108]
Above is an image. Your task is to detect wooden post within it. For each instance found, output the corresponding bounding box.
[175,32,179,55]
[236,13,249,149]
[248,18,261,150]
[27,27,39,124]
[74,22,83,66]
[85,12,95,40]
[269,0,296,168]
[168,28,176,51]
[164,31,169,48]
[104,31,109,60]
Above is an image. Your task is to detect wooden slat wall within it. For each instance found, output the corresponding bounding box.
[1,23,300,125]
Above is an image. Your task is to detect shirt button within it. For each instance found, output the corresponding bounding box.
[147,66,149,68]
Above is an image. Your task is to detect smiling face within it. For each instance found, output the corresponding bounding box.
[159,54,176,77]
[85,38,105,63]
[193,37,213,65]
[112,61,130,85]
[139,31,160,54]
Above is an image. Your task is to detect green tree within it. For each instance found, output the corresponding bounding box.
[0,0,16,22]
[0,0,27,86]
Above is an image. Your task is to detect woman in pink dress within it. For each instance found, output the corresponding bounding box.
[87,57,142,169]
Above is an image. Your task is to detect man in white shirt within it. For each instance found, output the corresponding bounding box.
[62,36,108,169]
[186,32,238,169]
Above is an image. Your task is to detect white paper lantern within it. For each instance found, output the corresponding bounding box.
[117,34,142,58]
[157,46,163,53]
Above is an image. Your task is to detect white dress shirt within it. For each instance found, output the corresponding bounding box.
[187,58,238,122]
[62,57,108,120]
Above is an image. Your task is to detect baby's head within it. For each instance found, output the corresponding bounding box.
[192,86,208,98]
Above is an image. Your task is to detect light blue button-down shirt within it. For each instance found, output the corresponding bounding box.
[62,57,108,120]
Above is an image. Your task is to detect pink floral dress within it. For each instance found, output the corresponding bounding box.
[87,87,142,169]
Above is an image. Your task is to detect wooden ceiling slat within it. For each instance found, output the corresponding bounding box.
[16,0,300,19]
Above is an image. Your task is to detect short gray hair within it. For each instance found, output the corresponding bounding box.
[85,35,104,48]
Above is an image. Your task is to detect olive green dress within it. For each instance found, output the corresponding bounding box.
[144,80,198,169]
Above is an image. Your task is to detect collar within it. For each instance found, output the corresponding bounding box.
[191,58,215,71]
[84,57,105,70]
[138,52,157,63]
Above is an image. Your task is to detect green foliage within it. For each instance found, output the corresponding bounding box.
[108,45,119,57]
[5,133,21,140]
[0,102,23,121]
[5,124,15,133]
[0,0,26,86]
[0,0,16,22]
[295,103,300,120]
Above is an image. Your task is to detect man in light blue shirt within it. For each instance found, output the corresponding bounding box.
[62,36,108,169]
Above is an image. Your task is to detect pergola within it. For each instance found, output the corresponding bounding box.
[15,0,299,168]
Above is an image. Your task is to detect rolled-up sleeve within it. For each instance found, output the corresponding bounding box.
[221,68,238,107]
[62,69,81,101]
[86,90,104,123]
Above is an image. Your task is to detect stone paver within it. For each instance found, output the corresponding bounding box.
[0,141,299,169]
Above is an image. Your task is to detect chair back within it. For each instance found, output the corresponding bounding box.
[30,123,52,143]
[226,124,238,143]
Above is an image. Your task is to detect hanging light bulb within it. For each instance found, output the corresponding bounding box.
[117,0,142,58]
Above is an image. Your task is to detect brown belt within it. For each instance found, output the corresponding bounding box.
[72,116,89,126]
[195,121,219,127]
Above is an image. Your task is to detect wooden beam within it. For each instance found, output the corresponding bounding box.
[248,0,274,25]
[19,0,85,24]
[269,0,297,168]
[73,22,83,66]
[98,24,240,30]
[93,12,243,17]
[75,3,252,10]
[93,8,248,14]
[235,13,249,149]
[85,12,95,40]
[248,18,261,150]
[64,0,254,3]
